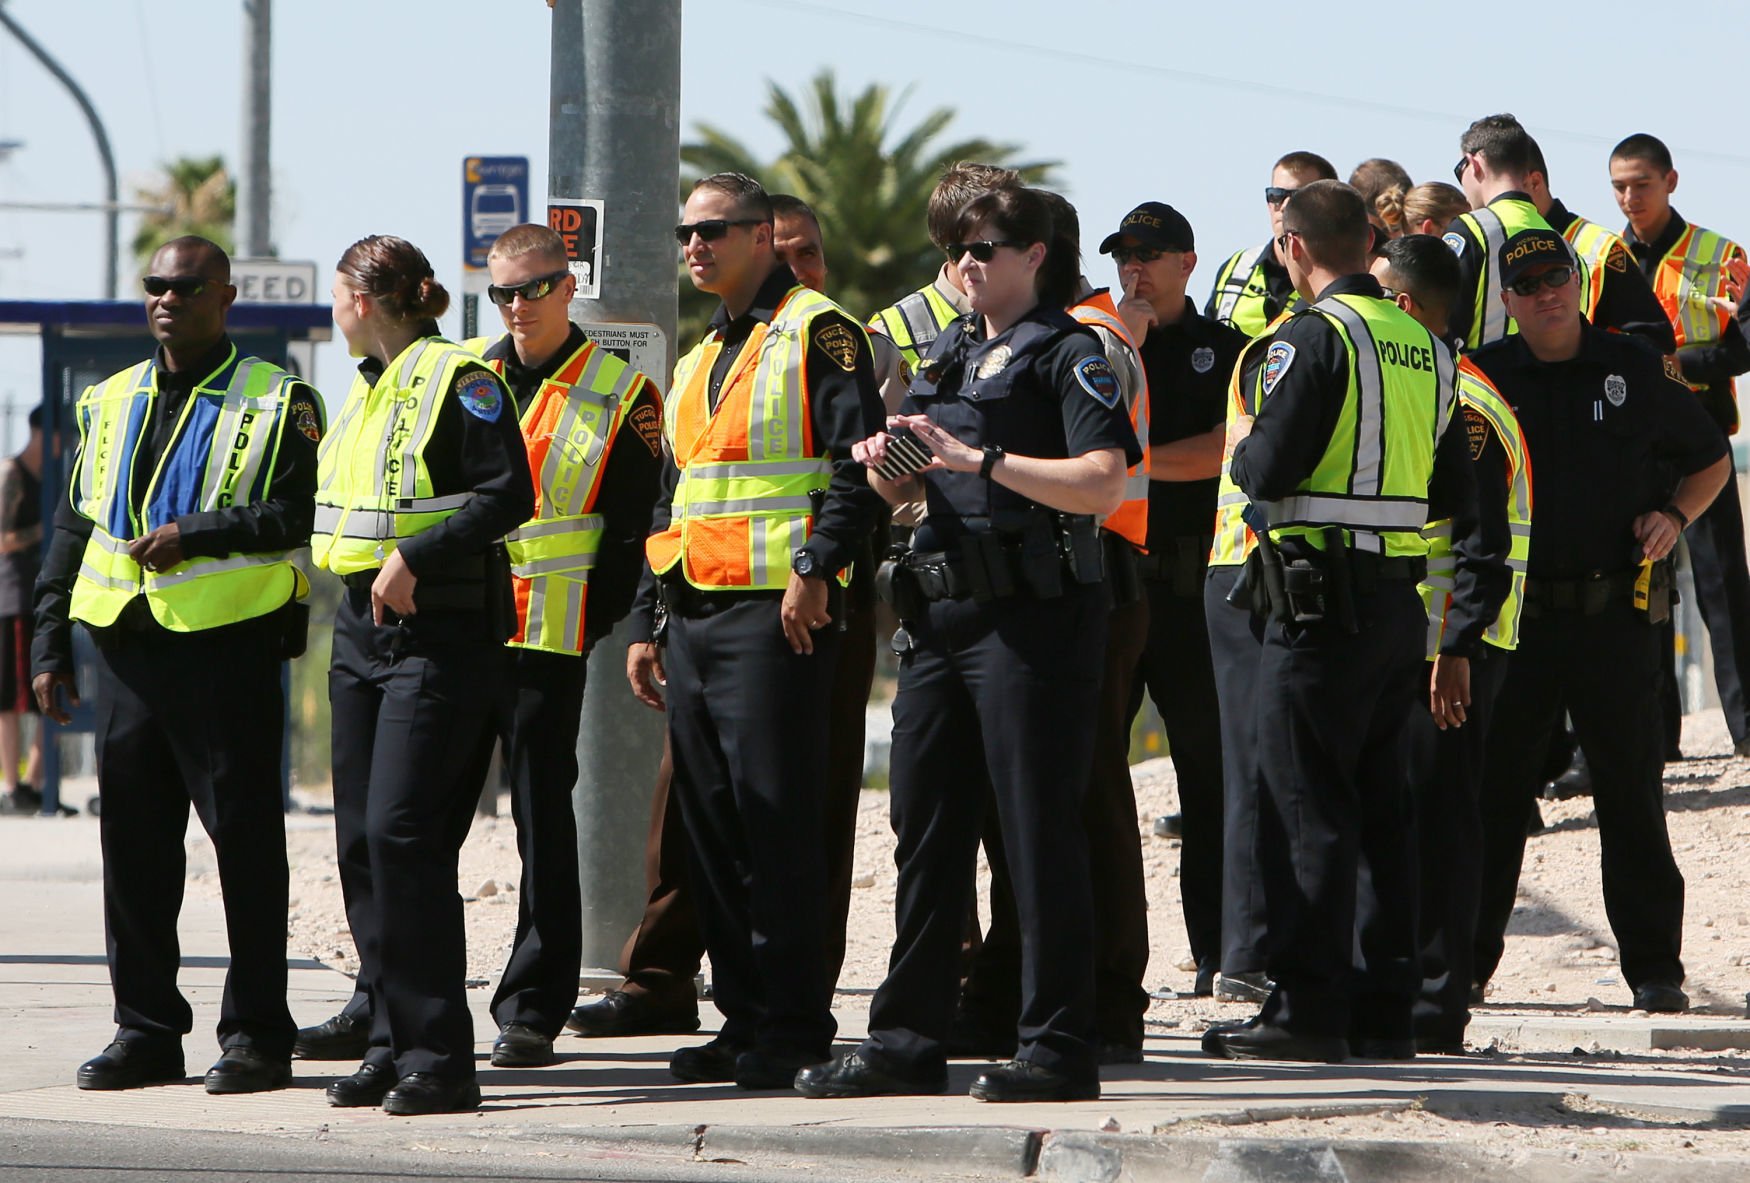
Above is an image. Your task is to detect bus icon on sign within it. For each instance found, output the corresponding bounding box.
[471,185,521,239]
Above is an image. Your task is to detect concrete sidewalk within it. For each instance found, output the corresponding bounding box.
[6,816,1750,1181]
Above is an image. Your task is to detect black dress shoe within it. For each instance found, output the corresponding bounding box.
[294,1011,371,1061]
[76,1040,185,1090]
[1349,1037,1415,1061]
[326,1062,396,1107]
[969,1059,1099,1102]
[1415,1035,1467,1056]
[490,1022,554,1068]
[382,1072,481,1116]
[1214,971,1273,1003]
[669,1036,749,1083]
[794,1050,946,1097]
[1152,812,1183,838]
[1202,1018,1347,1063]
[565,989,701,1038]
[204,1047,292,1094]
[1191,959,1217,997]
[734,1047,829,1090]
[1200,1019,1249,1057]
[1632,981,1689,1013]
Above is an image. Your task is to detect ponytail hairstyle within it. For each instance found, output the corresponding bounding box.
[1349,158,1412,237]
[1401,182,1471,235]
[954,186,1078,309]
[336,235,450,321]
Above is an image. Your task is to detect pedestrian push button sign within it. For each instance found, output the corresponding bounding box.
[461,156,530,295]
[549,198,605,300]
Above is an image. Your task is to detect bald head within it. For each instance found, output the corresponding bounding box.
[152,236,231,283]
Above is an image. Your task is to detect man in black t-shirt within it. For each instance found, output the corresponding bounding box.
[0,406,44,814]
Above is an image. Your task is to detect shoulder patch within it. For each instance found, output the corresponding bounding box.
[629,401,663,457]
[457,373,504,422]
[1074,356,1122,407]
[1605,241,1629,272]
[898,355,913,386]
[1463,404,1490,461]
[1442,231,1466,258]
[1663,354,1686,385]
[1261,341,1297,396]
[289,391,322,443]
[814,322,860,372]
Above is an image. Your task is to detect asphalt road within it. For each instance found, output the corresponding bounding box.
[0,1119,867,1183]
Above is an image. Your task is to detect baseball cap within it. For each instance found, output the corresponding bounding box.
[1498,227,1570,288]
[1099,202,1194,255]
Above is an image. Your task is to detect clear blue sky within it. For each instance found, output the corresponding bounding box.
[1,0,1748,444]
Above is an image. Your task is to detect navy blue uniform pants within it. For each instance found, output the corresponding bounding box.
[1474,603,1684,991]
[1204,566,1269,977]
[93,612,294,1059]
[329,589,506,1083]
[862,584,1105,1082]
[663,595,839,1057]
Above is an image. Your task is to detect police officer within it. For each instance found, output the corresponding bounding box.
[1611,133,1750,759]
[1371,236,1525,1053]
[1205,151,1337,338]
[627,173,882,1090]
[1203,182,1499,1062]
[1471,227,1730,1014]
[1106,202,1247,997]
[796,185,1141,1102]
[313,235,534,1115]
[32,236,319,1094]
[1447,114,1583,351]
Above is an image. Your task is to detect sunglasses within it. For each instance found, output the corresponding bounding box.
[674,218,765,245]
[1506,265,1574,297]
[1274,230,1301,254]
[1452,156,1469,183]
[1112,244,1176,266]
[486,269,570,307]
[1264,186,1297,207]
[946,240,1024,264]
[142,276,212,298]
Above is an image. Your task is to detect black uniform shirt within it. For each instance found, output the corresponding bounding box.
[1624,210,1750,430]
[629,264,884,642]
[1230,274,1508,655]
[1138,300,1248,544]
[1542,198,1675,353]
[904,304,1143,552]
[484,323,662,648]
[357,332,534,581]
[1203,236,1299,330]
[1470,321,1727,580]
[31,335,324,675]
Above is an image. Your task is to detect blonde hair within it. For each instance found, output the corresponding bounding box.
[1402,182,1470,234]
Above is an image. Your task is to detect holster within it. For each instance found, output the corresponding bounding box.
[1018,514,1064,599]
[876,555,925,621]
[1635,558,1674,625]
[1102,531,1141,607]
[1320,527,1360,634]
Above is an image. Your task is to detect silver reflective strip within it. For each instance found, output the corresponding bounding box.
[1265,494,1429,530]
[512,553,599,579]
[748,301,813,462]
[197,363,285,510]
[1678,232,1733,347]
[149,548,300,589]
[895,290,941,351]
[1432,338,1457,444]
[506,514,604,543]
[688,459,829,481]
[84,530,129,557]
[749,518,769,586]
[559,577,586,652]
[1124,471,1151,499]
[539,348,619,519]
[1476,210,1509,346]
[75,563,135,591]
[684,495,817,516]
[397,342,450,498]
[524,573,546,640]
[1215,245,1267,323]
[1314,297,1385,498]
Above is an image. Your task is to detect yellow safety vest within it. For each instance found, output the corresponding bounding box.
[1561,215,1632,324]
[1068,289,1150,551]
[1208,244,1292,339]
[68,347,311,631]
[467,333,651,656]
[1420,357,1532,656]
[1208,336,1275,569]
[868,282,960,373]
[1647,221,1746,431]
[311,336,499,575]
[646,284,851,590]
[1452,198,1590,352]
[1262,294,1455,558]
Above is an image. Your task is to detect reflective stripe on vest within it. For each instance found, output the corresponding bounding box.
[1420,357,1532,656]
[1649,223,1743,426]
[646,285,848,591]
[68,349,307,631]
[1208,335,1276,568]
[1457,199,1588,351]
[474,334,652,655]
[1263,295,1455,557]
[869,283,959,372]
[1210,244,1271,338]
[311,337,489,575]
[1069,291,1150,551]
[1561,216,1628,323]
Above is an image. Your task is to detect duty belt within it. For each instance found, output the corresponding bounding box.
[1344,551,1427,589]
[1521,571,1637,617]
[1135,535,1214,597]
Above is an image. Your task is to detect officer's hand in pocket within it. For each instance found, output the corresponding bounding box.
[627,642,666,711]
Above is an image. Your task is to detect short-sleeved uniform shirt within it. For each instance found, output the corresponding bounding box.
[1138,299,1248,546]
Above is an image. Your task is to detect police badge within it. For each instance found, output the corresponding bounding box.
[976,344,1012,379]
[1605,374,1627,407]
[1192,346,1215,374]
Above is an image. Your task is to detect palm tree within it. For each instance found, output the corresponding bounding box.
[130,155,235,272]
[679,71,1057,338]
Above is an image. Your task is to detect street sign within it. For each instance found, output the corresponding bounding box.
[231,258,318,304]
[462,155,530,294]
[549,198,605,300]
[574,319,666,384]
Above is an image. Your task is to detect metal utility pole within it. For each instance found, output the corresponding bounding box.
[552,0,682,977]
[238,0,272,256]
[0,3,119,297]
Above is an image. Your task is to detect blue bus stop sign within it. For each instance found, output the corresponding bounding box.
[462,156,530,292]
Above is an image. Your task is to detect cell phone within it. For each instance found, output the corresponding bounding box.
[872,426,935,482]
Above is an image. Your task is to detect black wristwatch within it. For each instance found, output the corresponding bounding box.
[979,444,1005,479]
[1662,503,1689,530]
[791,548,819,578]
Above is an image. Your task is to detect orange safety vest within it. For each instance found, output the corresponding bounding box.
[1647,221,1746,431]
[1069,289,1149,550]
